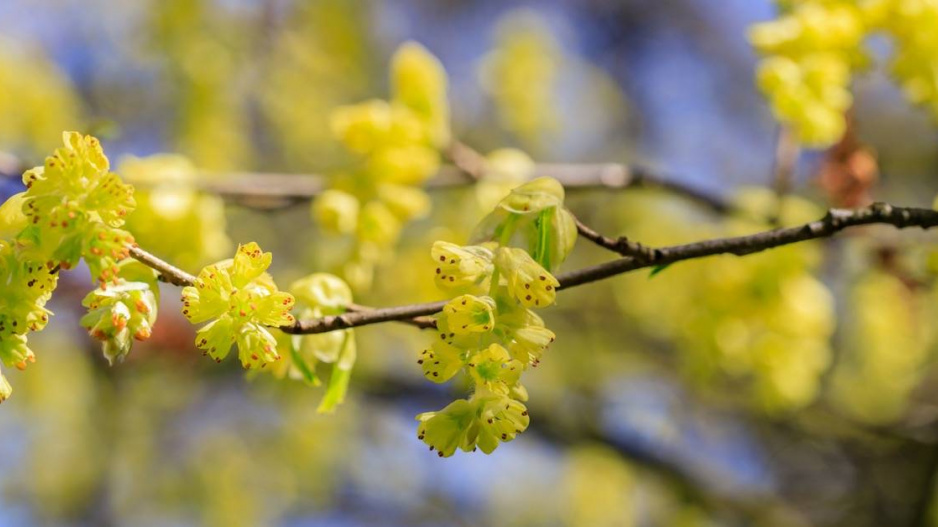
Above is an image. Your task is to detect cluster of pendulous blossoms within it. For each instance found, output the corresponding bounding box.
[313,41,449,290]
[0,132,151,401]
[181,242,296,370]
[750,0,938,147]
[81,261,160,365]
[415,177,576,456]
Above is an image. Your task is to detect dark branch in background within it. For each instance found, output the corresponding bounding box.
[2,145,733,213]
[177,162,734,214]
[129,203,938,335]
[445,139,734,214]
[769,127,800,226]
[444,141,486,182]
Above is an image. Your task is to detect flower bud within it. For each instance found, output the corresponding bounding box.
[497,177,564,215]
[0,334,35,370]
[290,273,353,315]
[377,184,431,222]
[313,189,360,235]
[81,280,158,364]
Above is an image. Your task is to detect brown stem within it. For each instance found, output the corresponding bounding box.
[268,203,938,335]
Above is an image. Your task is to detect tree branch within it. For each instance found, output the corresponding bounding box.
[574,217,658,259]
[129,203,938,335]
[279,300,448,334]
[3,144,733,214]
[769,126,800,226]
[117,161,731,214]
[286,202,938,333]
[558,203,938,289]
[128,246,197,287]
[126,245,442,330]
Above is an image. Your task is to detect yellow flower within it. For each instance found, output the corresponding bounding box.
[391,41,450,147]
[415,393,530,457]
[495,247,559,308]
[416,398,477,457]
[431,241,494,295]
[313,189,360,235]
[418,339,466,383]
[474,394,530,454]
[467,344,523,394]
[437,295,496,336]
[181,242,295,368]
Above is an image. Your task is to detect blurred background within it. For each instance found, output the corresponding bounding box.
[2,0,938,526]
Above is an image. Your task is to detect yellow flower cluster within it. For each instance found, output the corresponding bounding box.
[0,133,162,401]
[750,0,938,146]
[181,242,295,370]
[415,178,576,456]
[313,42,450,290]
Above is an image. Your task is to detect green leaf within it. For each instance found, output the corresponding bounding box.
[648,263,673,278]
[317,331,356,413]
[289,335,318,386]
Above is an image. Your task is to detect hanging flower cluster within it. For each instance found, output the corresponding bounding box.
[80,261,160,365]
[0,132,159,402]
[181,242,296,370]
[415,177,576,456]
[750,0,938,147]
[312,42,450,290]
[19,132,136,283]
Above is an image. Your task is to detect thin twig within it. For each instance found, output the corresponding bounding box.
[127,246,197,287]
[444,140,486,181]
[346,303,437,330]
[2,147,733,215]
[126,245,441,330]
[275,202,938,334]
[280,300,448,335]
[769,126,800,225]
[558,203,938,289]
[130,203,938,335]
[574,217,657,259]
